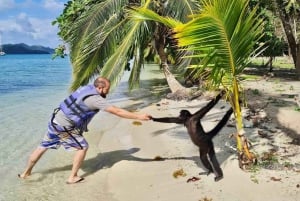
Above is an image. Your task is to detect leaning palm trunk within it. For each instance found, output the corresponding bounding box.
[129,0,265,168]
[155,25,188,93]
[162,62,189,93]
[153,5,190,94]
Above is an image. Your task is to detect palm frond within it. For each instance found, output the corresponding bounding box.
[67,0,129,90]
[166,0,200,22]
[128,7,183,28]
[173,0,264,88]
[99,20,146,88]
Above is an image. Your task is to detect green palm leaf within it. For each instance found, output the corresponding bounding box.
[57,0,201,92]
[100,20,144,88]
[66,0,131,90]
[175,0,264,87]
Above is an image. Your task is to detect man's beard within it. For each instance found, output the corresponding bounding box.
[100,92,106,98]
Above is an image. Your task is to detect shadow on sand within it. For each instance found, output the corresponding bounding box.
[39,147,232,179]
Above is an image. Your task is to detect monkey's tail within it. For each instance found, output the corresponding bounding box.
[208,108,233,139]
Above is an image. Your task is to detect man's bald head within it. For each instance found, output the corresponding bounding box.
[94,77,110,88]
[94,77,111,98]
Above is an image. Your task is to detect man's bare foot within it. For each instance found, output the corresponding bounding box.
[66,177,85,184]
[18,173,30,179]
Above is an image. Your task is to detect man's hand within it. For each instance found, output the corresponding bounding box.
[137,114,152,121]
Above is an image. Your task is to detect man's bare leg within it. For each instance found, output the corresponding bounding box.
[19,147,47,178]
[66,148,88,184]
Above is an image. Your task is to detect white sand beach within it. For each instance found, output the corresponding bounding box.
[12,66,300,201]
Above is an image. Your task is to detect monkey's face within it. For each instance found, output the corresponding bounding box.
[179,110,191,121]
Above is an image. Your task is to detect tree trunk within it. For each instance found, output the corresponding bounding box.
[269,57,273,72]
[296,43,300,80]
[151,0,192,95]
[154,24,188,93]
[274,0,297,66]
[231,79,256,169]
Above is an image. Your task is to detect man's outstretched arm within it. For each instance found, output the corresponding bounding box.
[105,105,151,120]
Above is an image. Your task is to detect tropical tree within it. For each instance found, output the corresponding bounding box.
[254,0,300,77]
[129,0,265,167]
[249,0,286,72]
[53,0,200,93]
[272,0,300,78]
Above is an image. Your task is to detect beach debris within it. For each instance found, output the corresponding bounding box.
[157,100,169,106]
[153,155,164,161]
[297,184,299,188]
[199,197,213,201]
[261,150,277,161]
[172,168,187,178]
[250,175,259,184]
[243,119,254,128]
[186,176,200,183]
[132,121,142,126]
[270,177,282,182]
[258,130,269,138]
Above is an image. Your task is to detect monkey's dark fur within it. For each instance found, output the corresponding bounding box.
[152,91,233,181]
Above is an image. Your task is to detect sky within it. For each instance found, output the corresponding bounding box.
[0,0,67,48]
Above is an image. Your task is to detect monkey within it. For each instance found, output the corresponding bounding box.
[151,91,233,182]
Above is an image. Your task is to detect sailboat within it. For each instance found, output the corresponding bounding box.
[0,31,6,56]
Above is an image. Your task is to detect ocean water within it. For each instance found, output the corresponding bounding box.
[0,54,73,198]
[0,55,71,161]
[0,54,165,200]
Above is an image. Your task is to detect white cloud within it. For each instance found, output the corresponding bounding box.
[0,0,66,47]
[16,13,36,33]
[0,0,15,11]
[43,0,64,12]
[0,14,61,47]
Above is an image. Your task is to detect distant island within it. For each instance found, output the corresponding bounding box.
[1,43,55,54]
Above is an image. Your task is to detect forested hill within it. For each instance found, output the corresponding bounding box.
[2,43,54,54]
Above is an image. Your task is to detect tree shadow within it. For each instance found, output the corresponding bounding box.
[150,122,236,170]
[244,63,299,80]
[245,86,300,145]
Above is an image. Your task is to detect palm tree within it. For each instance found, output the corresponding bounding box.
[53,0,200,92]
[129,0,265,167]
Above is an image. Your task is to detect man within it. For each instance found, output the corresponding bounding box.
[18,77,151,184]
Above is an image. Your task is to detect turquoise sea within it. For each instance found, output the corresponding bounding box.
[0,54,73,199]
[0,54,164,201]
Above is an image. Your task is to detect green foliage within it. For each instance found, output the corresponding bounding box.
[132,0,266,89]
[249,0,288,57]
[172,0,265,92]
[52,44,66,59]
[53,0,201,90]
[52,0,101,41]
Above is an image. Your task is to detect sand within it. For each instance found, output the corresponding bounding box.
[15,71,300,201]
